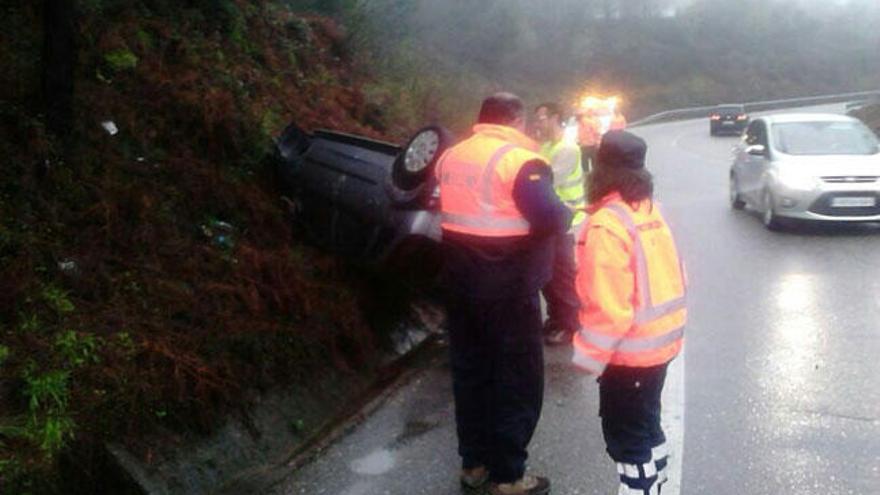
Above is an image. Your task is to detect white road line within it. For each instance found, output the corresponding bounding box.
[662,343,686,495]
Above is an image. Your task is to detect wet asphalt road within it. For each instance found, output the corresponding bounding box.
[643,104,880,495]
[272,104,880,495]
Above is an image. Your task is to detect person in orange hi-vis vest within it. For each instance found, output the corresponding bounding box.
[572,130,686,495]
[437,93,571,495]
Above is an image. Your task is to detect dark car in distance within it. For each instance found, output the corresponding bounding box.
[710,104,750,136]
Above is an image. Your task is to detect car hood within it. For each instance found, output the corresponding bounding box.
[776,153,880,177]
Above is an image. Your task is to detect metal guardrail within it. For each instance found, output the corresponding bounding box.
[629,89,880,127]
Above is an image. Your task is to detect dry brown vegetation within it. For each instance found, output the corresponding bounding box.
[0,2,412,492]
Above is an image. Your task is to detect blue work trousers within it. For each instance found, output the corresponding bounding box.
[599,363,670,494]
[446,293,545,484]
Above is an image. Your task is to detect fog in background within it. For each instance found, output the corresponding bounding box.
[340,0,880,129]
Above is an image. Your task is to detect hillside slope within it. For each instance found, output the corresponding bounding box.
[0,2,413,492]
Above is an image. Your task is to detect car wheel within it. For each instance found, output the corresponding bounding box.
[762,190,783,231]
[388,126,453,207]
[730,175,745,210]
[392,126,453,191]
[275,122,310,160]
[274,123,311,195]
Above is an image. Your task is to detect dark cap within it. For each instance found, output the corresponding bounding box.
[596,130,647,170]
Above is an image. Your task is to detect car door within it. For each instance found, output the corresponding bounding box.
[738,120,770,203]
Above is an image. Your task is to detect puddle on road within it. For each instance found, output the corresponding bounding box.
[349,420,439,476]
[350,448,396,475]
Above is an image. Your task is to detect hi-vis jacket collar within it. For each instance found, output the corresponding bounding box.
[472,124,539,153]
[586,192,650,215]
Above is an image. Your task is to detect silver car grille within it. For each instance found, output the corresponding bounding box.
[820,176,880,183]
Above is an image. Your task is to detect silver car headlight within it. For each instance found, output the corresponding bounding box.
[777,170,819,190]
[404,129,440,173]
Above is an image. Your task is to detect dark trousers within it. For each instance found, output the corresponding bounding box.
[446,293,545,483]
[542,232,581,335]
[580,145,597,173]
[599,363,669,493]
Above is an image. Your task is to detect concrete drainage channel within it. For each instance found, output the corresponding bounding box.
[104,300,446,495]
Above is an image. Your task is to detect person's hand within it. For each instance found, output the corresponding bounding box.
[573,362,599,376]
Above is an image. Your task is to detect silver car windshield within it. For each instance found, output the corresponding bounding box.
[771,121,880,156]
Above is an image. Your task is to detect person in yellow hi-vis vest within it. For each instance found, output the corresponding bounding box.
[572,130,687,495]
[534,102,587,345]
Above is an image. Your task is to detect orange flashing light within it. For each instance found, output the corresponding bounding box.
[577,94,622,114]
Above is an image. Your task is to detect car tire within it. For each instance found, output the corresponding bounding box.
[730,175,745,210]
[275,122,310,160]
[391,125,453,192]
[387,126,453,207]
[762,190,783,231]
[274,123,311,195]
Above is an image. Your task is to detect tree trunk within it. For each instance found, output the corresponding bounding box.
[43,0,77,138]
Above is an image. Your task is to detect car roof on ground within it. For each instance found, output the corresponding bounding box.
[762,113,858,125]
[715,104,744,109]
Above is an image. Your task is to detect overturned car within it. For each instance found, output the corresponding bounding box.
[274,124,453,271]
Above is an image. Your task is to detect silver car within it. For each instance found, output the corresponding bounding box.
[729,113,880,229]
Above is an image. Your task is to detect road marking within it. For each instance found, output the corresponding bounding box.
[662,343,685,495]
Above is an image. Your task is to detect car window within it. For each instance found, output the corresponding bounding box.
[717,105,744,114]
[745,121,765,146]
[771,121,880,155]
[756,122,768,146]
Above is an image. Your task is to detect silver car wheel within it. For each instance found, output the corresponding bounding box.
[762,190,781,230]
[403,130,440,173]
[730,177,745,210]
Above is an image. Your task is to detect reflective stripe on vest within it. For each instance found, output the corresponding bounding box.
[577,203,686,354]
[604,203,687,325]
[439,143,531,234]
[577,324,684,353]
[440,212,530,233]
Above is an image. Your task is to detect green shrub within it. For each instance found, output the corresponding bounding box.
[54,331,102,368]
[104,49,139,72]
[41,286,75,314]
[21,369,76,456]
[18,313,40,333]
